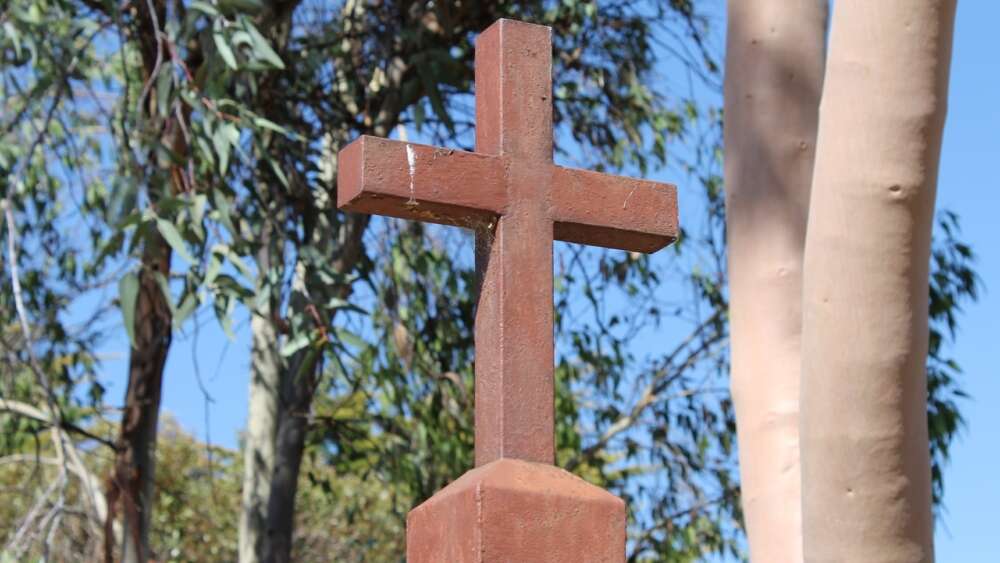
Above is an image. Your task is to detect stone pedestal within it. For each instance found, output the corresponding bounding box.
[406,459,626,562]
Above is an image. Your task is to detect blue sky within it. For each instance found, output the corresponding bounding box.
[95,2,999,560]
[925,2,1000,560]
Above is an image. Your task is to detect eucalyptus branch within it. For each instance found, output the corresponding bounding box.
[0,398,118,451]
[565,309,725,472]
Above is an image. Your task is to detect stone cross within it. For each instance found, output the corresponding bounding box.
[338,19,677,562]
[338,19,677,467]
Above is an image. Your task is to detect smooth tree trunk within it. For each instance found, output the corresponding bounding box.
[238,10,387,548]
[723,1,827,560]
[259,212,369,563]
[239,133,371,563]
[239,228,281,563]
[800,1,957,561]
[262,268,320,563]
[237,3,304,559]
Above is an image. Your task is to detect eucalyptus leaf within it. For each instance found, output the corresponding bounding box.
[253,116,290,136]
[218,0,264,15]
[214,295,236,340]
[213,31,238,70]
[212,122,236,175]
[174,290,200,327]
[118,272,140,347]
[192,193,208,225]
[153,272,176,316]
[415,58,455,133]
[334,327,367,351]
[267,157,289,188]
[4,22,22,59]
[211,189,238,238]
[210,243,252,281]
[326,297,367,315]
[243,20,285,69]
[188,1,219,16]
[204,252,223,287]
[156,218,195,264]
[155,66,173,117]
[280,333,311,357]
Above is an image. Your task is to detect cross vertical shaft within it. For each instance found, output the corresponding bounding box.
[473,20,555,466]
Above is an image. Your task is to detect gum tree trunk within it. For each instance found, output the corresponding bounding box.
[239,224,281,563]
[106,235,172,563]
[236,3,302,561]
[723,1,827,560]
[260,212,370,563]
[104,0,189,559]
[261,260,322,563]
[800,1,957,561]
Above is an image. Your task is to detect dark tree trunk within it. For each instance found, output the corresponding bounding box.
[103,1,196,558]
[262,347,318,563]
[105,235,172,563]
[259,212,370,563]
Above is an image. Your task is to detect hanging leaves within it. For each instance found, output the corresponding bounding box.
[155,218,195,264]
[119,272,140,348]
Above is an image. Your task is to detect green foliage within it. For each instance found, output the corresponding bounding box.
[927,210,981,506]
[1,0,110,474]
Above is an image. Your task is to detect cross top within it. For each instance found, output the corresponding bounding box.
[338,19,677,467]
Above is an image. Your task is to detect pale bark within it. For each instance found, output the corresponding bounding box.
[260,212,369,563]
[723,1,827,561]
[240,7,391,548]
[238,236,281,563]
[238,139,371,563]
[236,4,302,560]
[240,137,370,563]
[800,1,957,561]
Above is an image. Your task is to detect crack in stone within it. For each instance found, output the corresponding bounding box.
[406,144,417,206]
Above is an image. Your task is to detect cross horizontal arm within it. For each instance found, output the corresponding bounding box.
[338,136,507,228]
[550,166,678,253]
